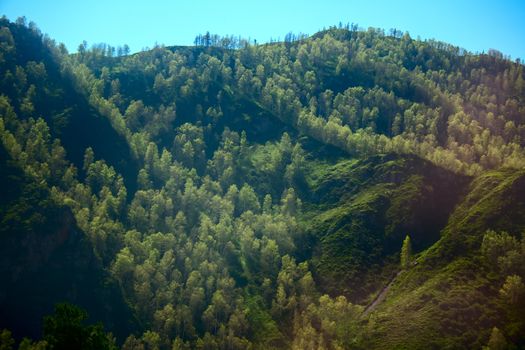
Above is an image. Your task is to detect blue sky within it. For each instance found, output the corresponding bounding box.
[1,0,525,59]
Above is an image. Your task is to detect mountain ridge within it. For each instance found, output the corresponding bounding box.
[0,17,524,349]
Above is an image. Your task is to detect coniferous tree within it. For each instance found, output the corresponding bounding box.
[401,235,412,270]
[484,327,508,350]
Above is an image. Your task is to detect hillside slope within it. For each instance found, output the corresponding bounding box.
[303,154,470,301]
[0,144,137,341]
[1,18,524,349]
[361,168,525,349]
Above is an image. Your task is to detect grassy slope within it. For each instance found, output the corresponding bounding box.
[302,154,470,303]
[361,168,525,349]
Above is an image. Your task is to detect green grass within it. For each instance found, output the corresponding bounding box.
[358,167,525,349]
[302,154,468,303]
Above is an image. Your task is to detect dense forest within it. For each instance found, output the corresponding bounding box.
[1,16,525,349]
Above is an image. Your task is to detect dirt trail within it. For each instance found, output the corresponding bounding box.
[363,270,403,316]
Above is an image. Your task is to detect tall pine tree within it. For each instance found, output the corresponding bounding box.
[401,235,412,269]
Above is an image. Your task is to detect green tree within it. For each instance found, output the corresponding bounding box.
[141,331,161,350]
[121,335,144,350]
[238,184,260,214]
[137,168,152,190]
[83,147,95,172]
[401,235,412,269]
[43,303,117,350]
[500,275,525,306]
[0,329,14,350]
[481,230,519,267]
[484,327,508,350]
[281,188,300,216]
[17,338,48,350]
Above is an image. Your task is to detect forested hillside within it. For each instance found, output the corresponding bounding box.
[1,17,525,349]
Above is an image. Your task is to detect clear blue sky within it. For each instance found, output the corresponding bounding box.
[1,0,525,59]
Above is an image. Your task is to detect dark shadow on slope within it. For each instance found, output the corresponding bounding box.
[304,154,470,302]
[0,145,138,343]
